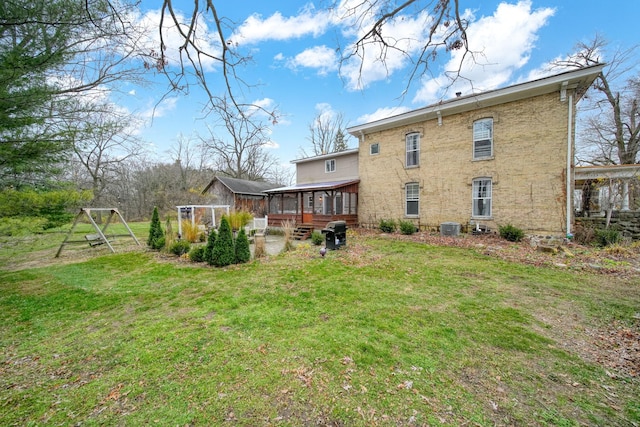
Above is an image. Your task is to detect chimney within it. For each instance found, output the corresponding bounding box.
[456,92,462,97]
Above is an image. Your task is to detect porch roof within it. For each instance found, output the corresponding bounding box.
[575,164,640,183]
[264,179,360,194]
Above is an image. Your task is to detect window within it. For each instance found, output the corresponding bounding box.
[325,159,336,173]
[405,182,419,216]
[370,143,380,155]
[405,133,420,167]
[472,178,492,217]
[473,118,493,159]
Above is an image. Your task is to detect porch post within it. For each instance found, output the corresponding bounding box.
[621,180,630,211]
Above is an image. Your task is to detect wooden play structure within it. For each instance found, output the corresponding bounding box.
[55,208,141,257]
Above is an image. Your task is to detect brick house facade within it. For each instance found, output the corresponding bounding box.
[348,64,604,236]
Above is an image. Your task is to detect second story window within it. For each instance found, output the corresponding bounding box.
[473,118,493,159]
[325,159,336,173]
[370,143,380,155]
[405,133,420,167]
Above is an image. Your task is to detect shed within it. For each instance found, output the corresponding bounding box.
[201,176,279,216]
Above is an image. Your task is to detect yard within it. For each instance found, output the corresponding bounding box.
[0,224,638,426]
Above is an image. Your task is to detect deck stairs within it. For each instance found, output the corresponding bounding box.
[293,224,314,240]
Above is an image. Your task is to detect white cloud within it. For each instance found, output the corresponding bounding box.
[413,0,555,104]
[340,9,435,91]
[233,5,332,44]
[288,45,338,75]
[356,106,410,124]
[141,97,179,121]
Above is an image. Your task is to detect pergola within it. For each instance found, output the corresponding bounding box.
[176,205,230,236]
[574,164,640,212]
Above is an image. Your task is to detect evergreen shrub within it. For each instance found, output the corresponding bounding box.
[188,246,206,262]
[212,217,235,267]
[379,219,397,233]
[499,224,525,242]
[594,228,621,247]
[169,240,191,256]
[235,228,251,264]
[311,231,324,246]
[147,207,165,250]
[399,220,417,235]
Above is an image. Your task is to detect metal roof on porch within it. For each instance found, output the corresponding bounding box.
[264,179,360,194]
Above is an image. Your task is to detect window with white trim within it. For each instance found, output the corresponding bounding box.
[325,159,336,173]
[472,178,492,217]
[405,133,419,167]
[405,182,419,216]
[473,118,493,159]
[370,143,380,155]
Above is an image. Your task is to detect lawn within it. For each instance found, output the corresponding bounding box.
[0,224,638,426]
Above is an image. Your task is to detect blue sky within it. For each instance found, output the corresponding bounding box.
[125,0,637,172]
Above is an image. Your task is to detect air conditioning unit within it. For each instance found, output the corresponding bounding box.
[440,222,460,236]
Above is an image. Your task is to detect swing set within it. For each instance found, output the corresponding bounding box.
[55,208,141,258]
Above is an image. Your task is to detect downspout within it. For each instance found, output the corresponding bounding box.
[566,92,574,237]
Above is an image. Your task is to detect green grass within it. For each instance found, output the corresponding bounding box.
[0,226,638,425]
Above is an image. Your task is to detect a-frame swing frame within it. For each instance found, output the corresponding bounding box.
[55,208,141,258]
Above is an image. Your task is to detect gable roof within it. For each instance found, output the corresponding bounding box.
[347,64,605,136]
[202,176,278,196]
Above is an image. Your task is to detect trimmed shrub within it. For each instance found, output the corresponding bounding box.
[235,228,251,264]
[204,229,217,265]
[379,219,397,233]
[169,240,191,256]
[594,228,621,247]
[212,217,235,267]
[399,220,417,235]
[147,207,165,250]
[499,224,524,242]
[311,231,324,246]
[188,246,206,263]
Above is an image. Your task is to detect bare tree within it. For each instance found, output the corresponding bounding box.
[168,133,214,191]
[155,1,470,117]
[302,111,349,157]
[552,36,639,166]
[200,96,278,181]
[67,104,146,208]
[336,0,470,91]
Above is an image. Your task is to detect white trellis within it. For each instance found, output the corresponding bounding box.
[176,205,230,237]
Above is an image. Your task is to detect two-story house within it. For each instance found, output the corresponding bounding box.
[347,64,605,236]
[266,148,359,232]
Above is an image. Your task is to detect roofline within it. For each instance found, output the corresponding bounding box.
[347,64,605,136]
[291,148,359,164]
[265,179,360,194]
[201,175,275,196]
[575,164,640,181]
